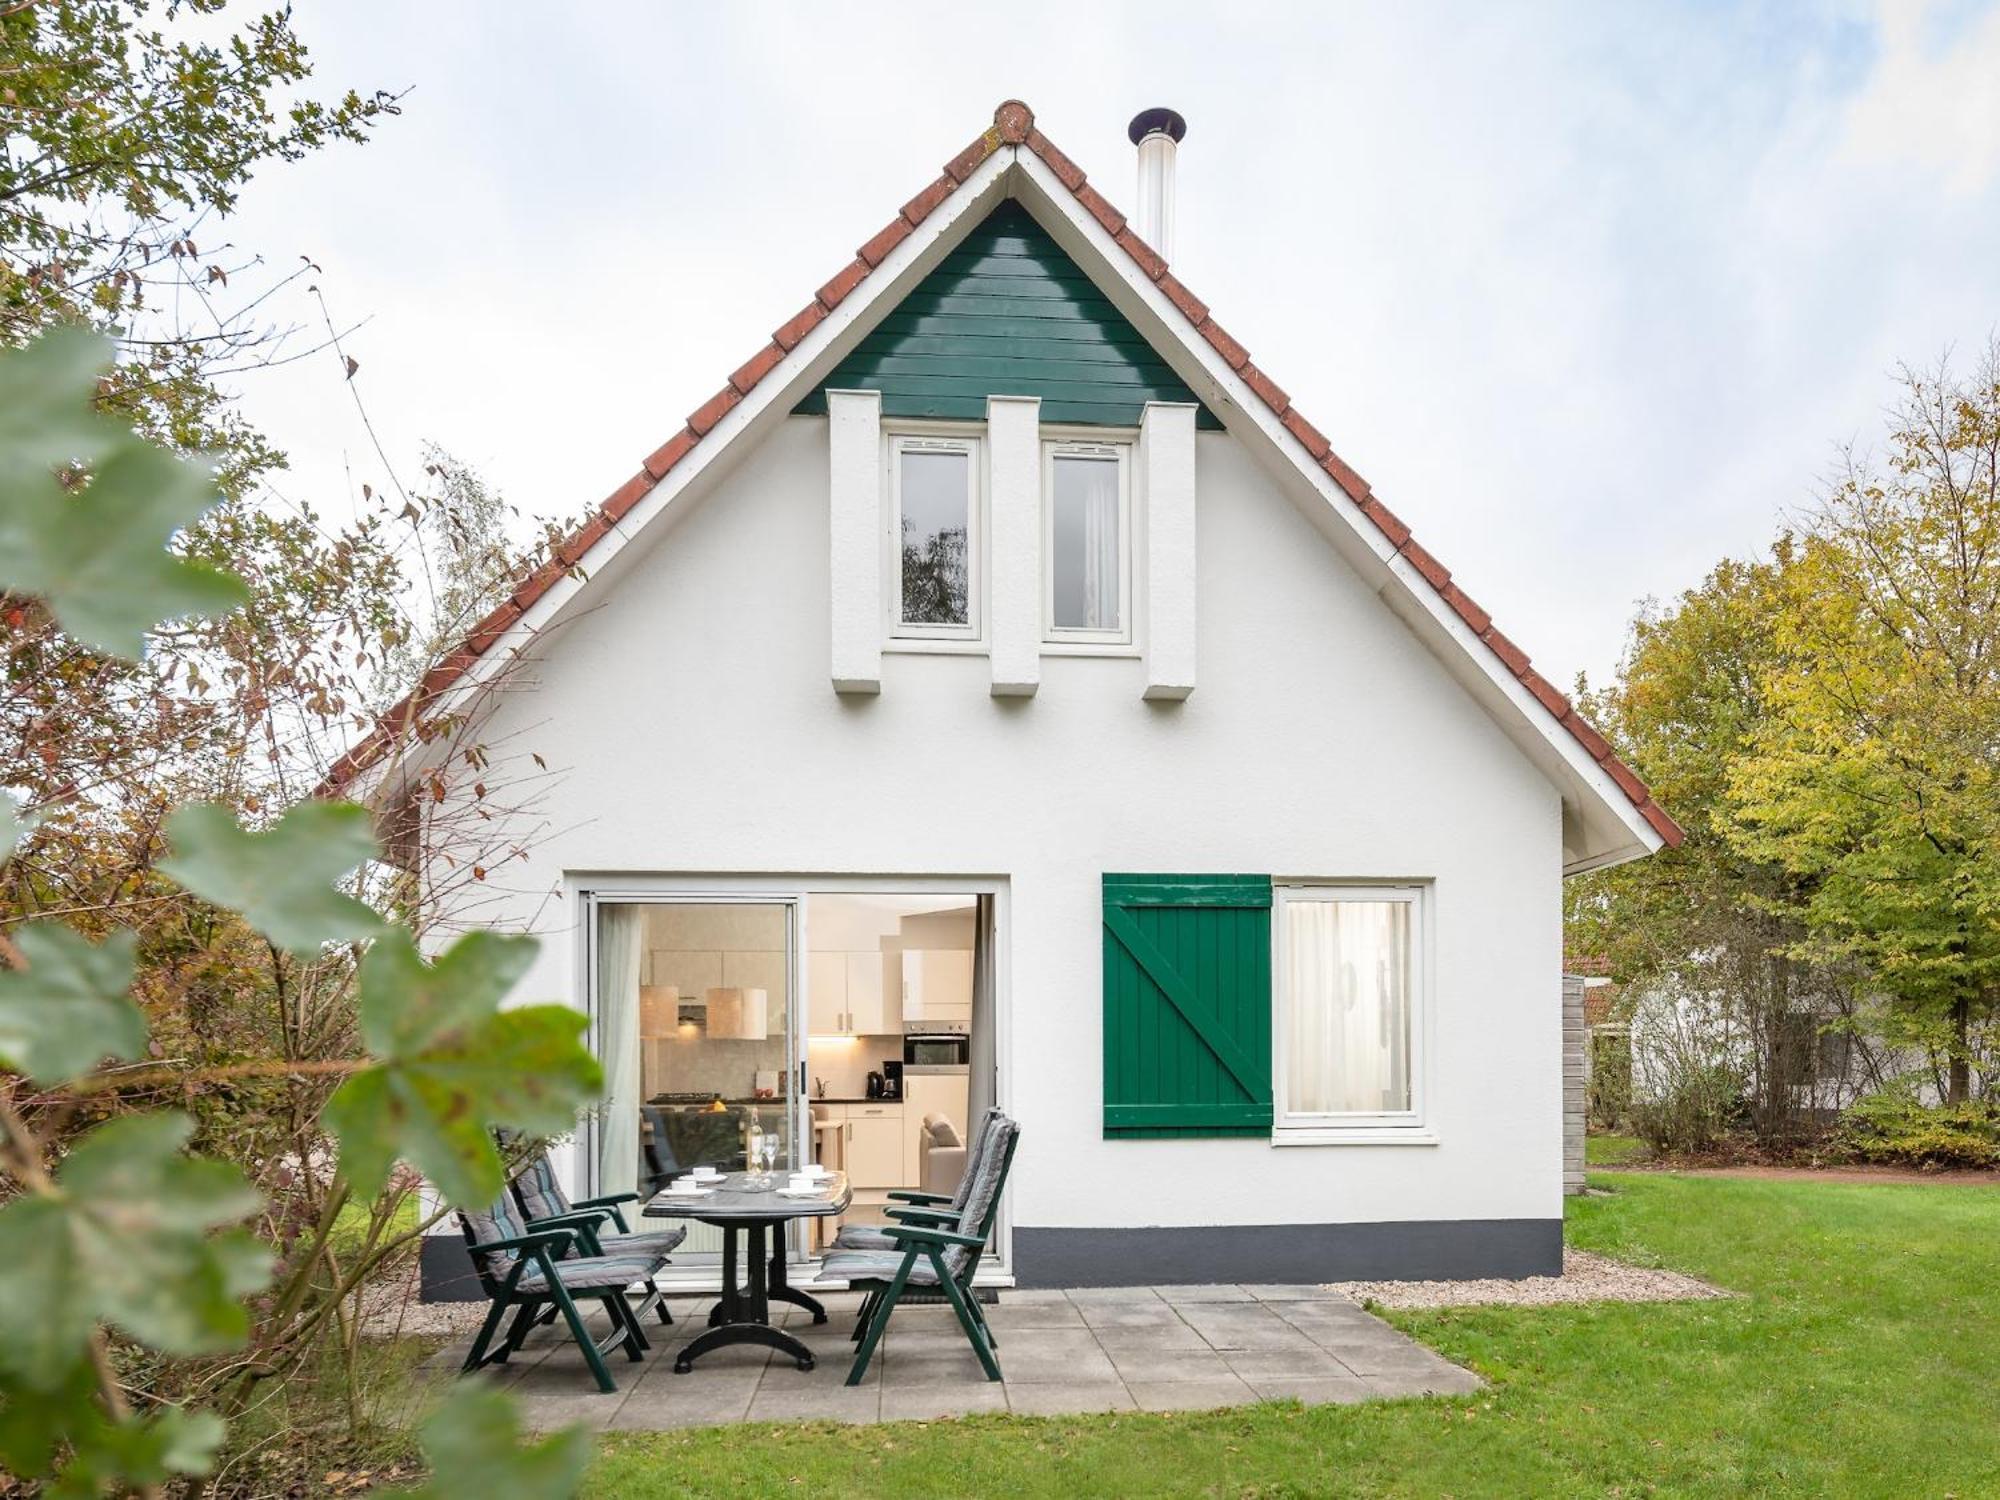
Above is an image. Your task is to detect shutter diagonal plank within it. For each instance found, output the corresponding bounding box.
[1101,875,1273,1137]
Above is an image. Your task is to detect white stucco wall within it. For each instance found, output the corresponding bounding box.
[435,414,1564,1242]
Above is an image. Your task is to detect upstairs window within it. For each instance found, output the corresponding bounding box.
[1044,442,1132,646]
[890,434,981,641]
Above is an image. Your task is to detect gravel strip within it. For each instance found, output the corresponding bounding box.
[1328,1248,1730,1309]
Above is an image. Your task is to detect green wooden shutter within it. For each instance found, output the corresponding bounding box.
[1102,874,1273,1138]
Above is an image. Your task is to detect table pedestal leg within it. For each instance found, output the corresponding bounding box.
[767,1239,827,1324]
[675,1216,818,1373]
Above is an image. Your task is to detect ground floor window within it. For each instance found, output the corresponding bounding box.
[1274,884,1426,1136]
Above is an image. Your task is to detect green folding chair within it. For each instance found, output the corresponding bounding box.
[820,1115,1019,1385]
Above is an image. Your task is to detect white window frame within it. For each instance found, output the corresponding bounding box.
[885,427,985,648]
[1271,882,1436,1146]
[1041,437,1135,651]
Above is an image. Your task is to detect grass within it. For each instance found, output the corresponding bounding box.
[1585,1131,1652,1166]
[585,1171,2000,1498]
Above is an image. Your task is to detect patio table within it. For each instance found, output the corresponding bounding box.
[642,1171,852,1372]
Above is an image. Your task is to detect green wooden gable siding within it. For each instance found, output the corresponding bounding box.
[1102,874,1273,1138]
[796,201,1220,429]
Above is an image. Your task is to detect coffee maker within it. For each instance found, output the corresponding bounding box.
[872,1059,904,1100]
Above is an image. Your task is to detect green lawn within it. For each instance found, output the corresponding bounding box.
[1584,1131,1652,1166]
[586,1172,2000,1498]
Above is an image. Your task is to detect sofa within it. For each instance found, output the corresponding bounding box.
[917,1112,969,1198]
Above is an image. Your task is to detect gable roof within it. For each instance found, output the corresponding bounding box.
[796,199,1220,428]
[320,99,1680,867]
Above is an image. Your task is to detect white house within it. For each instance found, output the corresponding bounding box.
[329,102,1679,1294]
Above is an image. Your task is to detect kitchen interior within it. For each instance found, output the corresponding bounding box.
[623,891,987,1262]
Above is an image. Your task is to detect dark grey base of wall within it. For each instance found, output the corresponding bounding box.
[1012,1218,1562,1287]
[420,1235,485,1302]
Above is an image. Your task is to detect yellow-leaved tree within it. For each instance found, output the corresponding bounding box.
[1727,346,2000,1103]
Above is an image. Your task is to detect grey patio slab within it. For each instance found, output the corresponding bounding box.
[744,1383,884,1425]
[1223,1344,1358,1380]
[1154,1283,1256,1303]
[1103,1344,1236,1383]
[1006,1382,1136,1415]
[881,1384,1011,1421]
[608,1369,761,1430]
[1088,1319,1211,1352]
[489,1283,1482,1428]
[1244,1284,1348,1302]
[1127,1376,1259,1412]
[995,1287,1071,1305]
[1174,1302,1325,1351]
[1075,1299,1195,1332]
[1243,1374,1375,1405]
[988,1327,1121,1385]
[983,1300,1086,1330]
[883,1351,1002,1388]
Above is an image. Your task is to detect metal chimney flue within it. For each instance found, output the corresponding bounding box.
[1128,108,1187,260]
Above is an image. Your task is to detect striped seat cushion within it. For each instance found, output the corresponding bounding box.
[595,1226,686,1260]
[820,1248,945,1287]
[831,1224,898,1252]
[516,1255,660,1292]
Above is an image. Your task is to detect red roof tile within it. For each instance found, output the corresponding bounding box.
[318,102,1682,850]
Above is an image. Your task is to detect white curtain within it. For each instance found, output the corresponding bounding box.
[1077,459,1120,630]
[596,904,645,1198]
[1284,899,1411,1114]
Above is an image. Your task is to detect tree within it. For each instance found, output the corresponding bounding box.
[0,331,593,1498]
[1727,346,2000,1104]
[1567,549,1856,1140]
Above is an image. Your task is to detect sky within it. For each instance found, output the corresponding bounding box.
[213,0,2000,691]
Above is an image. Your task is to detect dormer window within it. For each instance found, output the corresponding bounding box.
[889,432,983,642]
[1044,440,1132,647]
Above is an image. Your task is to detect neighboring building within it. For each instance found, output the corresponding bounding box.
[328,102,1678,1292]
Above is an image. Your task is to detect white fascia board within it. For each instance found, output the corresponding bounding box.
[407,150,1020,729]
[986,393,1042,696]
[1008,151,1663,867]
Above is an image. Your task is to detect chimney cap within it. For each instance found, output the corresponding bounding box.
[1127,108,1187,146]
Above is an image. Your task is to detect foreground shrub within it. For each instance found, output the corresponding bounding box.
[1832,1088,2000,1168]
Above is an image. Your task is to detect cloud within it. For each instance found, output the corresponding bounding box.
[1840,0,2000,192]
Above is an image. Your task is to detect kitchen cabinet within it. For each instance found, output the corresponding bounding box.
[901,948,973,1024]
[807,950,846,1034]
[820,1102,904,1189]
[808,950,900,1035]
[844,951,898,1033]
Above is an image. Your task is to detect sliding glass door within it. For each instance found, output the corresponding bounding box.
[590,896,801,1267]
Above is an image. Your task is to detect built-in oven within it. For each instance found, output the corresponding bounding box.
[902,1031,970,1070]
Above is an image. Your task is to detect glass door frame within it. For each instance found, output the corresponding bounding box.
[570,872,1012,1285]
[577,888,804,1276]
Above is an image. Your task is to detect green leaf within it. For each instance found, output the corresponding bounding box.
[0,330,249,658]
[394,1387,590,1500]
[159,800,384,955]
[0,925,148,1085]
[0,1363,226,1494]
[0,796,32,864]
[0,329,124,493]
[325,931,600,1206]
[0,1113,271,1390]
